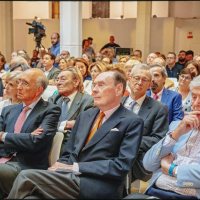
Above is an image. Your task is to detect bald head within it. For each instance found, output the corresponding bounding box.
[10,56,28,67]
[51,32,60,45]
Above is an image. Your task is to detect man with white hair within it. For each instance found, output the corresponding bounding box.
[138,75,200,199]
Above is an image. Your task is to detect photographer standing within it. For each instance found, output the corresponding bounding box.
[50,32,60,69]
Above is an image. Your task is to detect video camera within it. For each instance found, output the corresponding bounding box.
[26,20,46,49]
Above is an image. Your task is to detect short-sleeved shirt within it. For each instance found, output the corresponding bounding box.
[50,42,60,68]
[84,47,94,56]
[166,63,184,79]
[101,43,120,50]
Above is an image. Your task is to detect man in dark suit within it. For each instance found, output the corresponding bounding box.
[0,68,61,199]
[42,52,60,85]
[8,71,144,199]
[146,63,184,124]
[122,64,169,182]
[48,67,94,150]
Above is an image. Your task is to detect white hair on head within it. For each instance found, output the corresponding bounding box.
[189,75,200,91]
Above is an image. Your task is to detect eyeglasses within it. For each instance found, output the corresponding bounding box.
[179,74,191,81]
[132,76,150,84]
[16,80,37,88]
[55,77,67,84]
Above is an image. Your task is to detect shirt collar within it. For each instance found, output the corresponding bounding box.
[151,88,164,99]
[128,94,146,106]
[23,96,42,110]
[100,104,120,120]
[44,66,53,72]
[62,91,78,103]
[53,42,60,48]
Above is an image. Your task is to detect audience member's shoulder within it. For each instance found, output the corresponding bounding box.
[148,96,168,109]
[167,88,182,97]
[81,92,94,100]
[53,67,61,72]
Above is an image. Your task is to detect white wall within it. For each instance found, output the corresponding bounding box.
[82,1,92,19]
[82,18,136,52]
[152,1,169,17]
[13,1,51,19]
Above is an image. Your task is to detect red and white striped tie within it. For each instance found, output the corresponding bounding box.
[14,106,31,133]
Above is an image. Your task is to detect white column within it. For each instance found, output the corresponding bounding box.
[136,1,152,61]
[0,1,13,60]
[60,1,82,58]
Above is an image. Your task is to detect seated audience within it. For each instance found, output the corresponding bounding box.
[17,49,27,56]
[82,39,95,57]
[166,52,184,79]
[75,57,91,82]
[11,52,17,59]
[0,71,22,114]
[169,68,194,115]
[42,52,61,85]
[147,53,158,65]
[95,52,103,62]
[48,66,94,151]
[124,59,141,93]
[122,64,169,182]
[107,47,118,63]
[34,48,48,69]
[102,56,111,66]
[0,55,7,76]
[82,53,92,65]
[30,50,39,68]
[186,50,194,61]
[60,50,70,59]
[0,54,10,72]
[84,62,106,95]
[66,57,75,67]
[104,63,130,97]
[119,55,129,65]
[59,58,68,70]
[0,68,61,199]
[142,76,200,198]
[131,50,142,60]
[152,57,174,89]
[146,63,184,124]
[10,63,30,72]
[185,60,199,77]
[8,70,143,199]
[176,50,186,68]
[193,53,200,72]
[10,56,28,68]
[129,56,142,63]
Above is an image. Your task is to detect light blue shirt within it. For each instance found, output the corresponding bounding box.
[50,42,60,68]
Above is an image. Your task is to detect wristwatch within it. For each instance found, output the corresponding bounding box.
[169,132,177,142]
[169,163,178,177]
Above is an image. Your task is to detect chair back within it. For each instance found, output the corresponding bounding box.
[42,85,57,101]
[49,132,64,166]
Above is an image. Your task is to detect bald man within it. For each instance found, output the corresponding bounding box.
[50,32,60,68]
[147,53,158,66]
[0,68,61,199]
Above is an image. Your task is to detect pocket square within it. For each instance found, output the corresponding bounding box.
[111,128,119,131]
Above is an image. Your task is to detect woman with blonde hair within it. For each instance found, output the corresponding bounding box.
[84,62,106,95]
[0,71,22,115]
[119,55,129,65]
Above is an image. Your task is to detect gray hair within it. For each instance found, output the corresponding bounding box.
[130,64,152,81]
[6,71,22,83]
[189,75,200,91]
[149,63,168,78]
[36,76,48,94]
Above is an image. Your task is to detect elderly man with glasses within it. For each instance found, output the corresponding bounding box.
[122,64,169,182]
[0,68,61,199]
[48,66,94,152]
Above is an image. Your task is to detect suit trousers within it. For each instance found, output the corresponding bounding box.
[8,169,80,199]
[0,158,21,199]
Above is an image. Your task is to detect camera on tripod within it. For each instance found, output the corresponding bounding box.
[26,20,46,38]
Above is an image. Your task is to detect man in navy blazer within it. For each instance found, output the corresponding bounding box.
[0,69,61,199]
[8,71,144,199]
[146,63,184,124]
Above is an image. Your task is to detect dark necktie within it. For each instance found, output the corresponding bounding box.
[61,98,70,121]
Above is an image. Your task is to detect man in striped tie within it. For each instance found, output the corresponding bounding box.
[0,68,61,199]
[8,70,144,199]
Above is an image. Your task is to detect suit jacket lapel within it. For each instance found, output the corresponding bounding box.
[138,96,151,121]
[161,88,169,104]
[67,92,83,121]
[82,104,126,152]
[20,98,47,132]
[121,95,129,105]
[47,67,54,80]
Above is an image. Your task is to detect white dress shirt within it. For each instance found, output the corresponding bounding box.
[58,91,78,132]
[150,88,164,102]
[73,104,120,172]
[124,94,146,114]
[2,97,42,142]
[44,66,53,77]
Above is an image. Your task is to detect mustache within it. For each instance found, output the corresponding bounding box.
[151,81,158,90]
